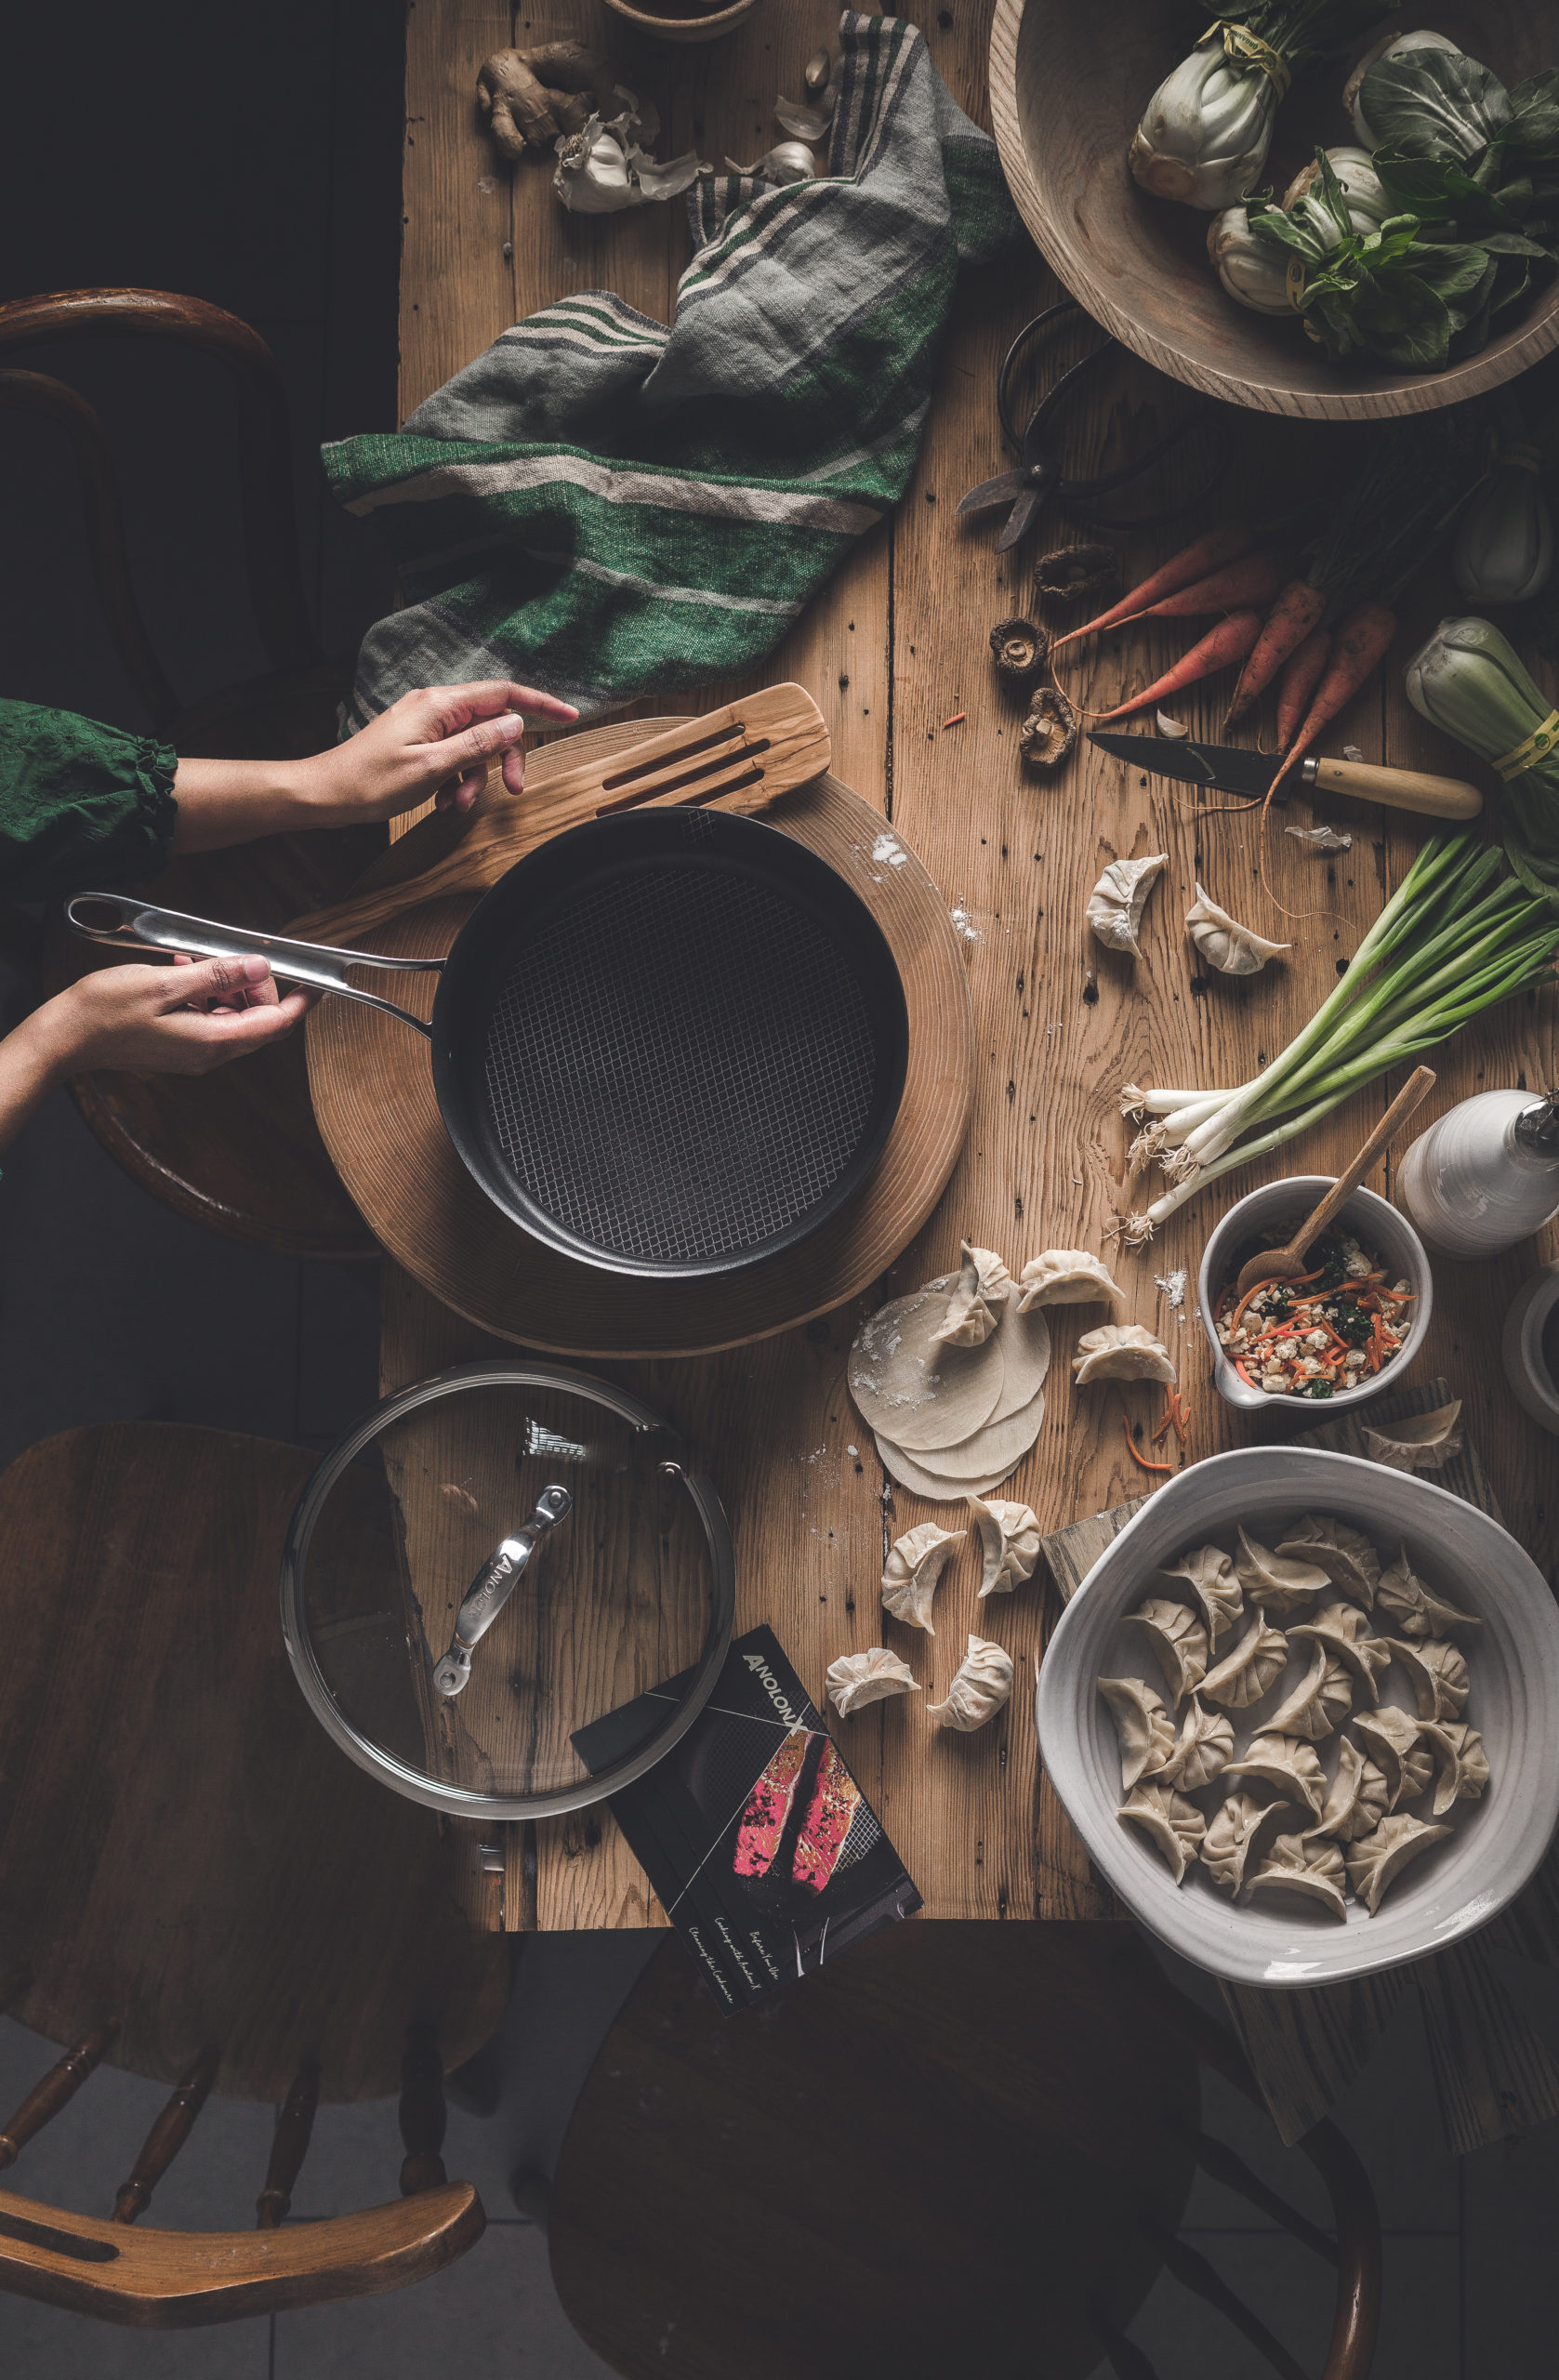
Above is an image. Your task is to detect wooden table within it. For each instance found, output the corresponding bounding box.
[386,0,1559,1942]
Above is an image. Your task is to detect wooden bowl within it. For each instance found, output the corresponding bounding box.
[989,0,1559,420]
[600,0,758,44]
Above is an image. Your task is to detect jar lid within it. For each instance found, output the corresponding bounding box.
[280,1363,734,1819]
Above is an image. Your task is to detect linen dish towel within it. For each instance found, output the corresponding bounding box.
[322,10,1022,726]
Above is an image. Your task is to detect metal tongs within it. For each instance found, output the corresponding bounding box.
[957,299,1226,552]
[432,1486,573,1699]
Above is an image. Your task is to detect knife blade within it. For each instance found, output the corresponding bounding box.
[1087,733,1483,824]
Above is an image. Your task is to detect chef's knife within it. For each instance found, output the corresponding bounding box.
[1089,732,1483,823]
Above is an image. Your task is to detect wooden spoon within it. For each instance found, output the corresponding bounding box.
[1233,1066,1437,1301]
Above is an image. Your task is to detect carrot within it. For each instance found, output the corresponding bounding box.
[1258,601,1400,916]
[1091,610,1263,724]
[1273,626,1331,752]
[1130,549,1288,627]
[1047,523,1255,655]
[1222,579,1328,730]
[1123,1417,1172,1474]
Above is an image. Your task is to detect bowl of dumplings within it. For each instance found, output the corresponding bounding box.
[1036,1444,1559,1988]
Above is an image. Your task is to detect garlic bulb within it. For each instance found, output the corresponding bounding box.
[1452,453,1554,607]
[728,140,816,185]
[1344,31,1462,148]
[555,93,704,214]
[1130,37,1277,211]
[1208,205,1294,314]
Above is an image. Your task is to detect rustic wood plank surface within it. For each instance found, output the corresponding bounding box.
[390,0,1559,1934]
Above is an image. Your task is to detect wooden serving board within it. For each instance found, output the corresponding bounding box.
[306,721,974,1359]
[1039,1378,1559,2153]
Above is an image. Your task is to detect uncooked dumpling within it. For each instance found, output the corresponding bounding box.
[1159,1543,1244,1647]
[1117,1780,1206,1882]
[1392,1635,1471,1723]
[1098,1675,1177,1790]
[1267,1646,1354,1741]
[1202,1792,1296,1897]
[1184,882,1289,976]
[1246,1833,1347,1919]
[1088,852,1167,959]
[1199,1614,1288,1709]
[1351,1705,1433,1809]
[1235,1525,1330,1620]
[1155,1694,1234,1792]
[934,1241,1012,1348]
[826,1646,920,1718]
[968,1495,1040,1597]
[1223,1730,1326,1820]
[1123,1596,1209,1707]
[1418,1720,1490,1818]
[1072,1324,1176,1386]
[1375,1546,1481,1641]
[1274,1514,1381,1607]
[1313,1738,1391,1843]
[880,1521,963,1635]
[1362,1401,1463,1475]
[1015,1250,1125,1312]
[1288,1603,1390,1703]
[929,1633,1014,1732]
[1344,1812,1453,1915]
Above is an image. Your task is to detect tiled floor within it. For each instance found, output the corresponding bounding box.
[3,4,1558,2374]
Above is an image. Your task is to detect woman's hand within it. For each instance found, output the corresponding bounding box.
[0,957,310,1158]
[168,680,580,852]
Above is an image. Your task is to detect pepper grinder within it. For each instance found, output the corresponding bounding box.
[1400,1089,1559,1259]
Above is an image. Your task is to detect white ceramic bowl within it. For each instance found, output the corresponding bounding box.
[1502,1262,1559,1436]
[1036,1447,1559,1989]
[1197,1179,1433,1416]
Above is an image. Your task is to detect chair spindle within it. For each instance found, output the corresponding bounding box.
[1090,2310,1164,2380]
[1188,2128,1340,2265]
[398,2024,447,2197]
[112,2045,219,2225]
[0,2023,115,2173]
[1150,2224,1309,2380]
[256,2056,320,2229]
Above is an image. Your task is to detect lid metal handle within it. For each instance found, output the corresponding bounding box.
[431,1487,573,1699]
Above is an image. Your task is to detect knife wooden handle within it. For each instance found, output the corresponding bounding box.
[1309,756,1483,822]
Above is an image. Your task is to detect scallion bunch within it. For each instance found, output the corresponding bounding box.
[1116,832,1559,1240]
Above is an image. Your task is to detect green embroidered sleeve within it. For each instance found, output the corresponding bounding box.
[0,698,178,903]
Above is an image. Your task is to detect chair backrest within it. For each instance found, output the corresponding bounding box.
[0,286,321,731]
[0,2022,482,2326]
[547,1924,1381,2380]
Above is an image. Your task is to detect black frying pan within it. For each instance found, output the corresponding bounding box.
[68,807,910,1281]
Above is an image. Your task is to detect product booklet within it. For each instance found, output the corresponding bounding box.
[573,1625,922,2009]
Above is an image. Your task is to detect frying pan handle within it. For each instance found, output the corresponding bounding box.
[66,892,443,1039]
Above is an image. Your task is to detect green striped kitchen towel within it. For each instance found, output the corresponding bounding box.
[322,9,1023,727]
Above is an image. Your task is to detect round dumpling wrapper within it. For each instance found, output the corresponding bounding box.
[875,1435,1024,1504]
[877,1384,1046,1498]
[984,1301,1051,1425]
[849,1277,1006,1451]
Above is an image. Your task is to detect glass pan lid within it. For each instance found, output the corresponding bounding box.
[281,1364,734,1819]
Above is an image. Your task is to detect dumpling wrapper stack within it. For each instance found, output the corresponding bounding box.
[849,1257,1050,1501]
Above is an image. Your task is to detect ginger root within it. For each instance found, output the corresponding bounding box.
[477,44,616,160]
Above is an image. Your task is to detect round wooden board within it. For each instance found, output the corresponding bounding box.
[989,0,1559,422]
[306,720,974,1358]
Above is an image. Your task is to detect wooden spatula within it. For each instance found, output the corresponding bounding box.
[291,683,831,946]
[1233,1066,1437,1301]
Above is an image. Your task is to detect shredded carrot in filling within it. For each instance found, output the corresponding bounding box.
[1212,1228,1409,1399]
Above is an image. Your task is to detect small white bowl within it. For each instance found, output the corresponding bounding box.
[1502,1262,1559,1435]
[1197,1179,1433,1416]
[1036,1447,1559,1990]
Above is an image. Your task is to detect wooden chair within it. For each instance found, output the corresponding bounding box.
[0,287,381,1258]
[0,1421,515,2326]
[548,1924,1381,2380]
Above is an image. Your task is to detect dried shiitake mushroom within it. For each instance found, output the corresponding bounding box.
[1020,688,1077,773]
[477,43,616,159]
[988,616,1046,688]
[1035,544,1121,607]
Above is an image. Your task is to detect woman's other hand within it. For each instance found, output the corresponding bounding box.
[0,957,309,1157]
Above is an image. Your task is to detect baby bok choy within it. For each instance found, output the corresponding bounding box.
[1114,831,1559,1243]
[1406,616,1559,907]
[1130,0,1394,211]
